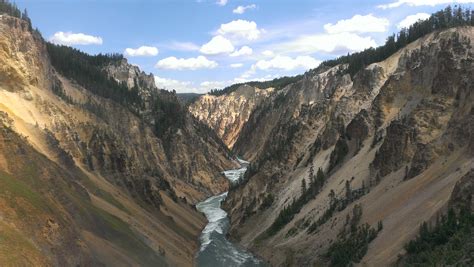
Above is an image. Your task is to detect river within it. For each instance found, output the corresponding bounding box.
[196,159,264,267]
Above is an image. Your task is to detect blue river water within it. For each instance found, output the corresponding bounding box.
[196,159,264,267]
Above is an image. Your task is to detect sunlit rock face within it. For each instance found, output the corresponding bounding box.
[189,85,274,149]
[0,13,236,267]
[218,27,474,266]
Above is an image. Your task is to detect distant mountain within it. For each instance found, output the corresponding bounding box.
[190,85,273,149]
[177,92,202,104]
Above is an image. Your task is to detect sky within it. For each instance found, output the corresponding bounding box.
[16,0,474,93]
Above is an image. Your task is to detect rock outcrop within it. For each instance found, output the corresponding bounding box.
[189,85,273,149]
[0,14,235,266]
[214,27,474,266]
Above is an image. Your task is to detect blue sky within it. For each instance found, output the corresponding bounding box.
[16,0,474,93]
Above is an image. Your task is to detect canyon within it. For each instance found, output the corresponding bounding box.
[190,26,474,266]
[0,2,473,267]
[0,13,236,266]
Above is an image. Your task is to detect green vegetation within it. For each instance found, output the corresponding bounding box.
[0,170,47,213]
[177,93,202,104]
[321,6,474,77]
[308,180,368,234]
[152,95,186,137]
[208,75,303,96]
[46,44,138,107]
[0,221,45,265]
[325,204,381,267]
[0,0,32,31]
[263,164,327,237]
[50,79,74,104]
[0,122,164,265]
[328,137,349,173]
[259,193,274,210]
[402,207,474,266]
[46,43,186,138]
[67,162,130,214]
[210,6,473,98]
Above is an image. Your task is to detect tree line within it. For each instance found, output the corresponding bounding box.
[210,5,473,97]
[46,43,186,138]
[322,5,474,77]
[307,178,368,234]
[263,164,326,237]
[402,206,474,265]
[325,204,382,266]
[0,0,32,31]
[208,75,303,96]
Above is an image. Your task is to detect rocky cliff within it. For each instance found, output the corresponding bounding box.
[189,85,273,149]
[0,14,235,266]
[217,27,474,266]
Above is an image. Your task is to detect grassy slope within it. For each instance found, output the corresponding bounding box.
[0,122,167,266]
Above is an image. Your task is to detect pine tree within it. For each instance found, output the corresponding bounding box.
[309,163,315,179]
[345,180,352,201]
[301,178,307,195]
[329,189,336,206]
[316,167,325,187]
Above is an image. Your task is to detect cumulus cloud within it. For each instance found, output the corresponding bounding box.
[233,74,280,84]
[262,50,274,57]
[216,0,228,6]
[200,81,227,90]
[154,76,193,91]
[217,20,262,41]
[124,46,159,57]
[397,13,431,29]
[200,35,235,55]
[378,0,474,9]
[155,76,230,94]
[230,63,244,68]
[274,32,377,54]
[233,4,257,14]
[324,14,389,34]
[49,31,103,45]
[155,56,218,70]
[230,46,253,57]
[252,55,321,71]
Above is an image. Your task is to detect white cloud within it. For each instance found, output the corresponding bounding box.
[252,55,321,71]
[233,74,280,84]
[324,14,389,34]
[49,31,103,45]
[154,76,193,92]
[233,4,257,14]
[230,63,244,68]
[200,35,235,55]
[230,46,253,57]
[262,50,274,57]
[274,32,377,54]
[124,46,159,57]
[216,0,228,6]
[397,13,431,29]
[218,20,262,41]
[200,81,227,90]
[378,0,474,9]
[155,76,229,94]
[155,56,218,70]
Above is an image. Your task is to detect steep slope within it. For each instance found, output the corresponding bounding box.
[189,85,273,149]
[220,27,474,266]
[0,13,235,266]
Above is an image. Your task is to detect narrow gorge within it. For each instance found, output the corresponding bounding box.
[190,25,474,266]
